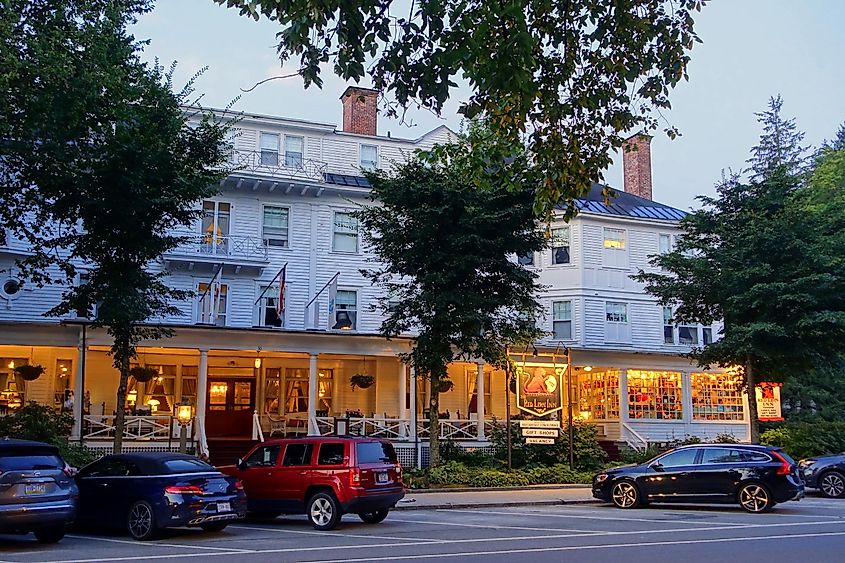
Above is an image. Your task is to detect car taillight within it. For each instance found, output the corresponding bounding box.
[772,451,792,476]
[63,464,76,478]
[165,484,203,495]
[350,468,361,484]
[234,479,244,491]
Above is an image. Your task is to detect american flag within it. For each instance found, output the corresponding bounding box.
[275,265,287,317]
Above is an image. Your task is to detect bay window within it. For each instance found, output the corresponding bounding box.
[627,370,682,420]
[551,227,570,265]
[605,302,629,342]
[603,228,628,268]
[552,300,572,340]
[576,369,620,420]
[691,372,745,421]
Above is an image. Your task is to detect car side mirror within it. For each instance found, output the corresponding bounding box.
[650,462,664,472]
[236,458,247,470]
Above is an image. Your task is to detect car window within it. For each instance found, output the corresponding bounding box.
[282,443,313,466]
[317,443,345,465]
[162,459,216,473]
[701,448,744,464]
[776,450,796,464]
[742,451,772,463]
[657,448,699,467]
[0,451,63,471]
[356,442,397,464]
[245,446,281,468]
[81,459,136,477]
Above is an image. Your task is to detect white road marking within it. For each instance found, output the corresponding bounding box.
[65,534,253,553]
[436,507,756,526]
[301,530,845,562]
[388,517,602,533]
[232,524,443,543]
[30,519,845,563]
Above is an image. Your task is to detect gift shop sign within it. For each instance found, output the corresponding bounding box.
[755,382,783,422]
[516,364,565,417]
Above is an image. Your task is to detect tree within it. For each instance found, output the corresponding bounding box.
[747,95,808,182]
[635,106,845,442]
[214,0,705,218]
[358,139,545,466]
[1,0,230,452]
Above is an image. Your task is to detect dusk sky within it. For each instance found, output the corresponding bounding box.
[133,1,845,211]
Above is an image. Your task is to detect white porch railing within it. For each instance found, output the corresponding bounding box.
[82,415,189,441]
[621,421,649,451]
[257,415,495,441]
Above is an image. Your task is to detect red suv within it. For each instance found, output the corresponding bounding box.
[221,437,404,530]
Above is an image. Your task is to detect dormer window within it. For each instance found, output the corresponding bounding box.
[260,132,280,166]
[360,144,378,171]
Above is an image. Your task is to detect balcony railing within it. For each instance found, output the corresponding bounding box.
[257,415,496,441]
[228,149,327,183]
[167,234,268,262]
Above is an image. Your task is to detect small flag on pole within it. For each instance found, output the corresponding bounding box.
[275,265,287,317]
[326,275,338,330]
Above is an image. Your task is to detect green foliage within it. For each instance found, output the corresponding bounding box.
[761,422,845,460]
[489,420,607,472]
[747,96,809,182]
[214,0,705,217]
[0,404,96,468]
[424,461,593,488]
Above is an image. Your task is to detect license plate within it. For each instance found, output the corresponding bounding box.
[376,472,389,484]
[24,484,47,495]
[216,502,231,513]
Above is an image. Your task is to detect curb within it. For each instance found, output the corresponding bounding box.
[394,499,602,511]
[409,484,592,494]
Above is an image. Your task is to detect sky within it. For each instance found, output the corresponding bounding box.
[133,1,845,211]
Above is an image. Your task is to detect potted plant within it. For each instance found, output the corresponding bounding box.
[129,366,157,383]
[437,379,454,393]
[13,364,45,382]
[350,374,375,390]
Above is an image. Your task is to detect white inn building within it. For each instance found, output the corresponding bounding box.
[0,87,750,465]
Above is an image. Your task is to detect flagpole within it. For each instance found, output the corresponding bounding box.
[254,263,288,305]
[304,272,341,310]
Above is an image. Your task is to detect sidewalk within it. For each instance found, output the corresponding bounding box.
[395,485,598,511]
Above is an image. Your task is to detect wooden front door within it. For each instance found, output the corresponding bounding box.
[206,379,255,438]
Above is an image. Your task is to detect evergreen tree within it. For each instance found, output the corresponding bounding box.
[746,95,808,182]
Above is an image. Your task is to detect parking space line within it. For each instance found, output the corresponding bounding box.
[388,517,602,534]
[437,508,754,526]
[299,530,845,562]
[231,524,444,543]
[66,534,254,553]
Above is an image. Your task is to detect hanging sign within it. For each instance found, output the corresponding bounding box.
[755,382,783,422]
[516,364,565,417]
[522,428,559,438]
[525,437,556,445]
[518,420,561,429]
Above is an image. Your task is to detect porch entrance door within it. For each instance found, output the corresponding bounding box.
[206,379,255,438]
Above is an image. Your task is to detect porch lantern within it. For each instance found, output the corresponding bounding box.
[127,389,137,406]
[175,399,194,454]
[332,310,353,330]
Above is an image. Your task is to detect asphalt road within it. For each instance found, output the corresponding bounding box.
[2,495,845,563]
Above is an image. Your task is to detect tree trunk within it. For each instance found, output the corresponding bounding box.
[428,377,441,467]
[745,355,760,443]
[113,349,130,454]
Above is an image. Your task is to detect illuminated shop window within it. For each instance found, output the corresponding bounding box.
[627,370,682,420]
[576,370,620,420]
[691,372,745,421]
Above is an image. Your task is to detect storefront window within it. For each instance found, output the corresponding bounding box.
[627,370,682,420]
[691,373,745,421]
[144,365,176,414]
[577,370,620,420]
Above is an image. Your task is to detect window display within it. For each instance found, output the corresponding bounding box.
[627,370,682,420]
[691,372,744,421]
[577,370,620,420]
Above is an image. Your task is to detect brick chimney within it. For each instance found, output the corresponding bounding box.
[622,133,653,200]
[341,86,378,136]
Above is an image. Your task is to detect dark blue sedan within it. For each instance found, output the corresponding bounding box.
[799,453,845,498]
[75,452,246,540]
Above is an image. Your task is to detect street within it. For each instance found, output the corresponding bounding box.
[2,495,845,563]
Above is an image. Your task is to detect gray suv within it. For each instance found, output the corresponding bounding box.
[0,439,77,543]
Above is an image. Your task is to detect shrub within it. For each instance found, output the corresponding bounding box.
[423,461,593,488]
[0,403,96,467]
[488,419,607,471]
[761,422,845,459]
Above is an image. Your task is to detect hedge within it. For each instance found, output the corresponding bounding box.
[761,422,845,460]
[405,461,594,489]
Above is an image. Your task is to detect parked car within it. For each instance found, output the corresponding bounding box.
[221,437,404,530]
[75,452,246,540]
[592,443,804,513]
[0,439,77,543]
[798,453,845,498]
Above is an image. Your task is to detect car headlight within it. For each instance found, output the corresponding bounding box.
[799,460,816,468]
[595,473,609,483]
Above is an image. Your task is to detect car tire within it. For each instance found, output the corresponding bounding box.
[200,522,229,533]
[610,480,642,509]
[738,482,774,513]
[358,508,390,524]
[819,470,845,498]
[307,491,341,531]
[128,500,159,541]
[33,526,65,544]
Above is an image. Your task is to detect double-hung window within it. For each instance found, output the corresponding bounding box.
[659,233,672,254]
[257,284,284,328]
[332,211,359,253]
[262,206,289,248]
[663,306,675,344]
[259,132,280,166]
[605,302,629,342]
[335,290,358,330]
[285,135,304,168]
[678,323,699,345]
[551,227,570,265]
[552,301,572,340]
[703,326,714,345]
[197,282,227,326]
[360,144,378,171]
[517,252,534,266]
[603,228,627,268]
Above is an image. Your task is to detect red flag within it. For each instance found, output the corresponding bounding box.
[275,265,286,317]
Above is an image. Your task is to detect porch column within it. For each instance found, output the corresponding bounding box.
[307,353,318,436]
[409,365,417,442]
[71,326,86,440]
[619,368,629,445]
[398,361,407,438]
[476,361,486,440]
[681,370,693,436]
[196,348,209,456]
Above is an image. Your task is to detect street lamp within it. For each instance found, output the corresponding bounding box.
[176,399,194,454]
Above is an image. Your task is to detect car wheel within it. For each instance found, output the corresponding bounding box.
[33,526,65,544]
[200,522,229,533]
[738,482,774,513]
[819,470,845,498]
[611,480,641,509]
[358,508,390,524]
[307,492,341,531]
[128,500,159,540]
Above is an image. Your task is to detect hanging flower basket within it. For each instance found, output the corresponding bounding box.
[14,364,45,382]
[129,366,157,383]
[350,374,375,390]
[437,379,454,393]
